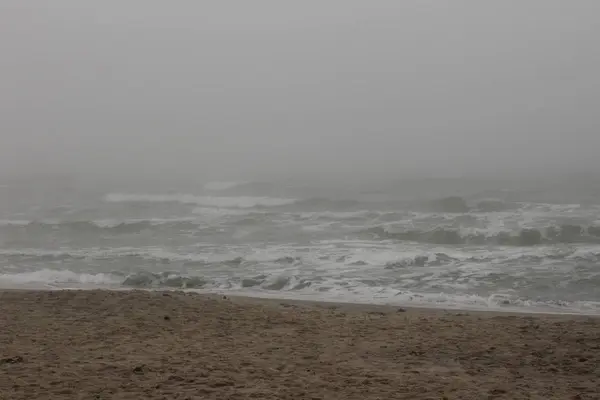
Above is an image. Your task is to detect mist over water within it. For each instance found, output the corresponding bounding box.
[1,2,600,313]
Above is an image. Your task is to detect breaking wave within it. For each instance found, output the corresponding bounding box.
[103,193,378,212]
[203,181,247,191]
[0,219,199,234]
[1,268,598,314]
[104,193,297,208]
[363,224,600,246]
[292,197,362,210]
[0,269,122,287]
[4,182,600,316]
[0,248,301,266]
[415,196,524,213]
[0,268,308,291]
[4,242,600,273]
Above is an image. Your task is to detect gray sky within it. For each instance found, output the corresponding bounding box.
[1,1,599,182]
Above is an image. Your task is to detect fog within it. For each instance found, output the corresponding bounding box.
[1,1,599,184]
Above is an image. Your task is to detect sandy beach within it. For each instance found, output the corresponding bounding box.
[1,290,599,399]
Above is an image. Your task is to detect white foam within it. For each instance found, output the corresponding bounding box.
[104,193,297,208]
[568,245,600,260]
[0,269,121,287]
[1,266,597,315]
[190,283,600,315]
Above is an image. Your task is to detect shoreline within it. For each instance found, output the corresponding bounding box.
[1,285,599,317]
[1,289,599,399]
[224,293,600,320]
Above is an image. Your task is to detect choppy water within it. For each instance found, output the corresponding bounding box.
[1,176,600,315]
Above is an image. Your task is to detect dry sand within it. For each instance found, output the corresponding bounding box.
[1,290,599,399]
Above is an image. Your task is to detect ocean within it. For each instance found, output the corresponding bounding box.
[1,175,599,315]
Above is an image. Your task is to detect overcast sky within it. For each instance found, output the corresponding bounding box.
[1,1,599,182]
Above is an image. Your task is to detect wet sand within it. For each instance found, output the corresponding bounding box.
[1,290,599,399]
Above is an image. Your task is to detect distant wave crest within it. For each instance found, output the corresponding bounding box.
[203,181,247,191]
[0,219,199,234]
[362,224,600,246]
[104,193,297,208]
[291,197,362,210]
